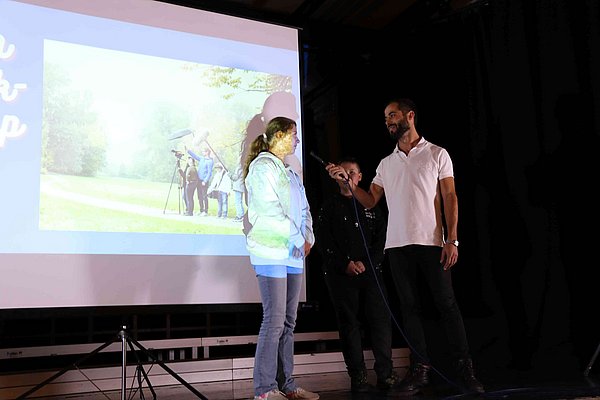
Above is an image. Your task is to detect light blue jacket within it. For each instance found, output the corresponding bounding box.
[244,152,314,268]
[187,149,214,182]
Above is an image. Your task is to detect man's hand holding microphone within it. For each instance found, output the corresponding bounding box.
[325,164,352,187]
[309,151,352,186]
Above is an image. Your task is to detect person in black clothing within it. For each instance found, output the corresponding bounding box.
[315,157,397,393]
[178,156,199,216]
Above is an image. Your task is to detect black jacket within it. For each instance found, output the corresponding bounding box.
[315,192,387,275]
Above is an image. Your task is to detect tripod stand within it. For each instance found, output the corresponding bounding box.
[16,326,208,400]
[163,155,183,215]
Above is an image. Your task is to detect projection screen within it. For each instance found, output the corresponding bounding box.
[0,0,305,308]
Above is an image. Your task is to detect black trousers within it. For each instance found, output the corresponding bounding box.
[387,245,470,364]
[324,267,393,380]
[184,180,199,215]
[197,180,209,213]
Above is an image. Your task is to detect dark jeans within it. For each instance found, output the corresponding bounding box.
[387,245,470,364]
[324,267,393,379]
[197,180,209,213]
[184,180,199,215]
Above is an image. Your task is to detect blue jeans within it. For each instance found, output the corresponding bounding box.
[254,272,302,396]
[234,190,245,218]
[387,245,470,364]
[217,192,228,217]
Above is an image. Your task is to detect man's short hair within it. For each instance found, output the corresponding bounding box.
[388,98,418,125]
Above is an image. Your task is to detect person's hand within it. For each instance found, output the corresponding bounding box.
[345,260,365,276]
[202,181,206,186]
[440,244,458,270]
[292,245,304,259]
[325,164,348,183]
[291,241,312,259]
[303,241,312,257]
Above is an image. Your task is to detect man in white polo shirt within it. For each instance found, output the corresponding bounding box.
[326,98,484,396]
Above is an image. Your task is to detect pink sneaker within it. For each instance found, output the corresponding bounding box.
[285,387,320,399]
[253,389,287,400]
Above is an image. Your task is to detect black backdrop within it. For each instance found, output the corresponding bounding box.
[303,0,600,375]
[2,0,600,379]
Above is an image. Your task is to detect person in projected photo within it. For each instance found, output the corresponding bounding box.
[207,163,232,219]
[178,156,199,216]
[230,164,246,222]
[243,116,318,400]
[314,157,397,394]
[326,98,484,395]
[186,145,214,216]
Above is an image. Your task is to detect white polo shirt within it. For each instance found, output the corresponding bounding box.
[372,137,453,250]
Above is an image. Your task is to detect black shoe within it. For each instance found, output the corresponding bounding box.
[350,370,370,393]
[397,362,430,394]
[456,358,485,394]
[376,371,399,391]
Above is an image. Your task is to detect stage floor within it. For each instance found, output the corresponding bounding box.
[29,368,600,400]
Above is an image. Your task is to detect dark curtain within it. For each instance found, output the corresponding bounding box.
[305,0,600,374]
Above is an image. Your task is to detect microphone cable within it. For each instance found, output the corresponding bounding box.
[344,178,557,399]
[315,156,593,399]
[343,182,474,395]
[310,151,475,395]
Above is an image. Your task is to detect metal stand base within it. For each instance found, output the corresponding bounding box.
[584,340,600,377]
[16,326,208,400]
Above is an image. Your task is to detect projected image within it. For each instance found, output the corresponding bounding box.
[39,40,292,235]
[0,0,304,308]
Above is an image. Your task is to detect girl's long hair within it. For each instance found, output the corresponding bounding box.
[243,116,296,178]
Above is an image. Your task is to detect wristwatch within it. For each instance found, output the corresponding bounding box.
[447,239,459,247]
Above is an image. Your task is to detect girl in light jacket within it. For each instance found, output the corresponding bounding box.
[243,116,318,400]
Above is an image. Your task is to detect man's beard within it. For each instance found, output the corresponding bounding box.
[388,120,410,141]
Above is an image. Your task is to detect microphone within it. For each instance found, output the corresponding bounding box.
[196,130,209,142]
[169,128,194,140]
[309,151,328,167]
[310,151,349,182]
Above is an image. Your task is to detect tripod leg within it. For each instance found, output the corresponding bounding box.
[163,160,181,214]
[136,365,147,400]
[129,337,209,400]
[584,340,600,377]
[121,329,127,400]
[16,338,116,399]
[126,338,156,399]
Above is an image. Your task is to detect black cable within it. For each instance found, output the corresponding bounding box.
[310,153,476,394]
[344,181,473,394]
[345,183,598,399]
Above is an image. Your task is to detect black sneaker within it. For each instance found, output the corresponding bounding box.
[350,370,370,393]
[456,358,484,394]
[396,363,430,394]
[376,371,399,391]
